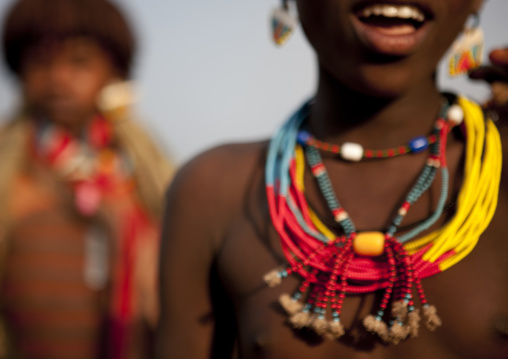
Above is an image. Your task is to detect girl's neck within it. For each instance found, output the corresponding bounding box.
[308,67,443,149]
[34,113,96,138]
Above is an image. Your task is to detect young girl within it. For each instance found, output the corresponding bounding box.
[157,0,508,358]
[0,0,172,357]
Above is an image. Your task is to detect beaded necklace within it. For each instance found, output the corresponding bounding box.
[33,116,134,216]
[264,96,502,344]
[297,130,437,160]
[297,102,464,161]
[32,116,158,357]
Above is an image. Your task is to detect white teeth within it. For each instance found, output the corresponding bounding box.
[383,6,398,17]
[398,6,413,18]
[359,4,425,22]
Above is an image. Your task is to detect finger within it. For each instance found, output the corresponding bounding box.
[489,48,508,66]
[469,65,508,83]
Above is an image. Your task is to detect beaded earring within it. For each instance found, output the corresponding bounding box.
[448,14,484,77]
[271,0,298,46]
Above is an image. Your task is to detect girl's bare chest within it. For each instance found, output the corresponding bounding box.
[217,195,508,359]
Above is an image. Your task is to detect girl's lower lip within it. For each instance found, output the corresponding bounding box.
[351,14,430,56]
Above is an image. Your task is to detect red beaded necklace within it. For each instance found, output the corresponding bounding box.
[298,130,438,159]
[297,104,464,161]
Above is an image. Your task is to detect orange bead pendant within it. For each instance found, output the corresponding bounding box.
[353,232,385,256]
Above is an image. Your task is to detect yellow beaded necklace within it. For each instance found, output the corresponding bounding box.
[405,97,502,271]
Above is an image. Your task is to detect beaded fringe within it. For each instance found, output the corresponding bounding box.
[264,236,443,344]
[267,278,441,344]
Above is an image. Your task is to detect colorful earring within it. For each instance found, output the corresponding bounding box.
[448,14,484,77]
[271,0,298,46]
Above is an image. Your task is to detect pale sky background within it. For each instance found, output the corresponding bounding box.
[0,0,507,164]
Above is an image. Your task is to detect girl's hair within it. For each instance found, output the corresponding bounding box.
[2,0,136,77]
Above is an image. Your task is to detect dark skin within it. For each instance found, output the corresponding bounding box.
[156,0,508,358]
[20,37,118,134]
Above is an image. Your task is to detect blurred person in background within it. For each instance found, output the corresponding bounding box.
[0,0,173,358]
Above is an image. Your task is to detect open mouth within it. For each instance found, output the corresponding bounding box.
[352,3,432,55]
[356,4,428,35]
